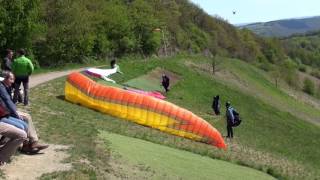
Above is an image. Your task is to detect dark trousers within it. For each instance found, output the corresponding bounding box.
[227,123,233,138]
[213,108,220,115]
[13,76,29,105]
[162,83,169,92]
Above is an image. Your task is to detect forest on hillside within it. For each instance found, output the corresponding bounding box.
[0,0,286,67]
[282,31,320,69]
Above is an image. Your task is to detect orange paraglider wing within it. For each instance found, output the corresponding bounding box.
[65,72,226,149]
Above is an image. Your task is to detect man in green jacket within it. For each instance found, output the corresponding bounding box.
[12,49,34,106]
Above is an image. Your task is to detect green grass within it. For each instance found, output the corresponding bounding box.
[26,55,320,179]
[220,58,320,124]
[99,131,275,180]
[123,76,163,91]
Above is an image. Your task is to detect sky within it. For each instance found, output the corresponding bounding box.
[190,0,320,25]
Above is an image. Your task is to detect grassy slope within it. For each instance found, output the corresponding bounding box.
[114,56,320,177]
[214,58,320,125]
[28,56,320,179]
[163,57,319,163]
[99,131,275,180]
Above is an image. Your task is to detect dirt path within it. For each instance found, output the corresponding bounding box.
[1,68,85,180]
[29,68,86,88]
[2,145,72,180]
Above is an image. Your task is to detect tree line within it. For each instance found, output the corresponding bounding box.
[0,0,287,68]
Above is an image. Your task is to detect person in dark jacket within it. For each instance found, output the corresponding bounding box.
[110,59,116,68]
[1,49,14,71]
[0,71,48,153]
[161,74,170,92]
[225,101,235,138]
[212,95,220,115]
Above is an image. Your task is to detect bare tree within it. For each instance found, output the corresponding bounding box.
[211,55,223,75]
[270,67,281,88]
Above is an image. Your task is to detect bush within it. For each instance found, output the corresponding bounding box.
[310,70,320,79]
[298,65,307,72]
[280,59,299,88]
[303,78,315,95]
[258,62,273,72]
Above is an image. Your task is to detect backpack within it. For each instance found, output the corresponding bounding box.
[232,110,242,127]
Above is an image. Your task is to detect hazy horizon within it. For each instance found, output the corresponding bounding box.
[235,15,320,26]
[190,0,320,24]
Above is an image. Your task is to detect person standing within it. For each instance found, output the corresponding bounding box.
[12,49,34,106]
[1,49,14,100]
[212,95,220,115]
[1,49,14,71]
[161,74,170,92]
[226,101,235,138]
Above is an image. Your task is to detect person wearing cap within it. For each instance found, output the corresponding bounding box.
[225,101,235,138]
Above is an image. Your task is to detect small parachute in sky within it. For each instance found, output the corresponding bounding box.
[232,11,236,15]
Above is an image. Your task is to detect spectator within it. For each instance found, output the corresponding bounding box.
[0,121,27,165]
[0,71,48,153]
[12,48,34,106]
[1,49,14,71]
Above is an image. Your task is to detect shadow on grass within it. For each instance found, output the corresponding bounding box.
[56,95,65,101]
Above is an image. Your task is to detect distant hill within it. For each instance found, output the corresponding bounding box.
[240,16,320,37]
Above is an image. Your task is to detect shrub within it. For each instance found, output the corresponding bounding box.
[280,59,299,88]
[310,70,320,79]
[298,65,307,72]
[303,78,315,95]
[258,62,273,72]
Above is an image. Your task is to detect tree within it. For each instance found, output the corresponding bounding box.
[129,0,161,55]
[210,55,223,75]
[270,66,282,88]
[0,0,41,52]
[280,59,299,88]
[37,0,99,66]
[96,0,135,56]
